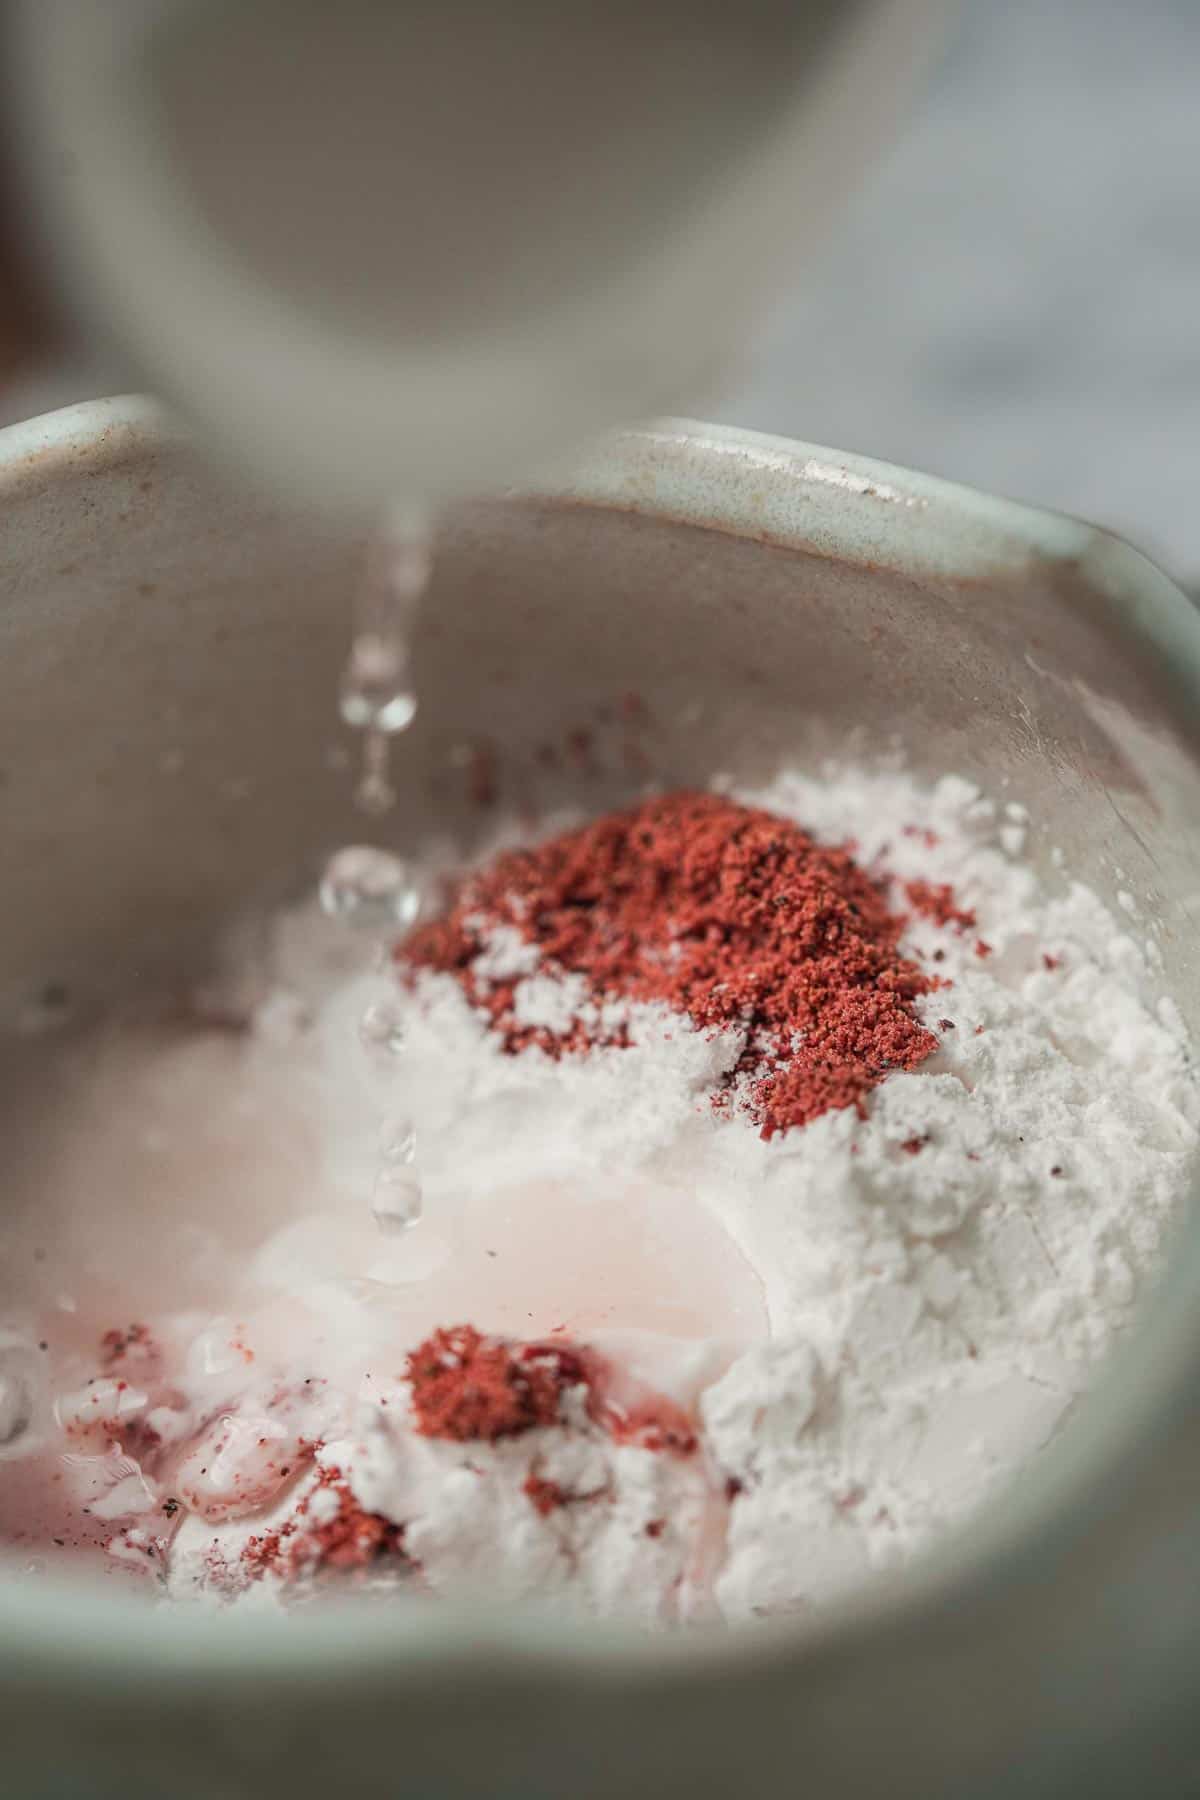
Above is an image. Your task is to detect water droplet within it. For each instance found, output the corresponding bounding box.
[319,846,420,932]
[359,1001,406,1057]
[380,1120,416,1166]
[354,731,398,816]
[374,689,419,734]
[370,1165,422,1233]
[340,505,431,816]
[338,639,418,735]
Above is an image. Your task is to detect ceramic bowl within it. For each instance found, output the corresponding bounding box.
[1,400,1199,1800]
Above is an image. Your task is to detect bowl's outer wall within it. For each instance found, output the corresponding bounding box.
[1,403,1200,1798]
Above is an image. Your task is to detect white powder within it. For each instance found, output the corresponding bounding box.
[5,764,1196,1624]
[305,763,1192,1621]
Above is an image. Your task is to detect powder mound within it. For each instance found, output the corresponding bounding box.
[400,791,940,1137]
[407,1325,587,1443]
[407,1324,699,1461]
[241,1468,405,1584]
[295,1473,405,1573]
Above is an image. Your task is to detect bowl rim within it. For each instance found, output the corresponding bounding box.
[1,395,1199,1701]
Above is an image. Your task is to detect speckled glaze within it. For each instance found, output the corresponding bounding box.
[1,400,1200,1800]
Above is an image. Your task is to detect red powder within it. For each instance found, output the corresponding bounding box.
[407,1326,586,1443]
[231,1318,707,1587]
[602,1402,697,1458]
[296,1472,405,1572]
[240,1470,404,1584]
[523,1473,568,1516]
[581,1352,700,1458]
[99,1323,155,1367]
[408,1324,701,1462]
[241,1523,297,1580]
[400,792,943,1138]
[905,879,976,933]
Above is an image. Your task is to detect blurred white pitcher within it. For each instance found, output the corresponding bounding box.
[10,0,946,512]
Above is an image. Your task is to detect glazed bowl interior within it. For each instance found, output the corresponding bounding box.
[2,410,1198,1033]
[3,401,1200,1797]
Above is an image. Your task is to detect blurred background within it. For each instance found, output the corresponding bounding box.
[714,0,1200,582]
[4,0,1199,578]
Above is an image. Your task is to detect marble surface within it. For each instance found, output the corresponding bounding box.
[5,1,1199,579]
[717,0,1200,582]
